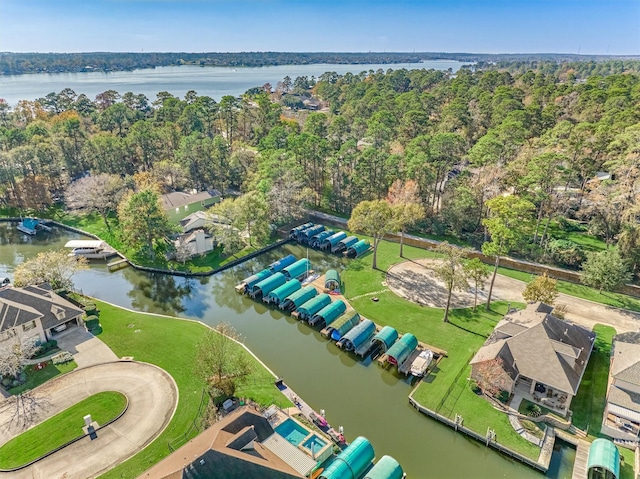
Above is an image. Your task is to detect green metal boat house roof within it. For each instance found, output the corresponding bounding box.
[372,326,399,352]
[386,333,418,366]
[296,293,331,320]
[268,254,296,273]
[283,258,310,280]
[364,455,404,479]
[324,270,341,291]
[319,436,375,479]
[241,269,272,290]
[587,439,620,479]
[310,230,333,248]
[339,319,375,352]
[309,299,346,327]
[297,224,325,242]
[346,239,371,258]
[264,279,301,305]
[329,313,361,341]
[289,222,313,238]
[250,272,286,298]
[279,286,317,311]
[321,231,347,250]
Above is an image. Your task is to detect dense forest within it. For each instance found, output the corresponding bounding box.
[0,64,639,276]
[1,51,638,75]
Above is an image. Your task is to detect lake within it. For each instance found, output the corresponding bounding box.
[0,223,575,478]
[0,61,466,106]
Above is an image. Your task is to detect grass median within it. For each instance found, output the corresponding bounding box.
[0,391,126,470]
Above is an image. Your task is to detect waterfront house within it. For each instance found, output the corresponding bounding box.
[138,406,305,479]
[470,302,595,416]
[179,211,232,233]
[173,229,215,259]
[161,189,221,222]
[602,331,640,440]
[0,283,84,344]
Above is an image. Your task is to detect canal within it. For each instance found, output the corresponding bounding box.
[0,223,574,478]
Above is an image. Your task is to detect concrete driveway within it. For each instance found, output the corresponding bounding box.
[0,361,178,479]
[53,324,118,368]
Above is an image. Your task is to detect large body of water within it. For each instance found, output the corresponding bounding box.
[0,61,465,106]
[0,223,575,479]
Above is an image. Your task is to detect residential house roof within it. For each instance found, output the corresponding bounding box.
[611,332,640,383]
[138,407,303,479]
[471,302,595,395]
[0,284,84,333]
[161,190,221,210]
[607,384,640,413]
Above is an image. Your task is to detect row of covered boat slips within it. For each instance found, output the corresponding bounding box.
[319,436,405,479]
[278,285,317,311]
[282,258,311,280]
[263,279,301,306]
[308,299,346,328]
[337,319,376,357]
[249,272,286,299]
[296,224,326,244]
[288,222,314,239]
[309,229,333,248]
[268,254,297,273]
[368,326,399,360]
[346,239,372,258]
[291,293,331,320]
[383,333,422,376]
[320,231,347,251]
[333,235,358,254]
[323,312,362,341]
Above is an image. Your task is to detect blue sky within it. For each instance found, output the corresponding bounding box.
[2,0,638,55]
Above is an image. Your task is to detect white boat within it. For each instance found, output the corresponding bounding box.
[64,240,116,259]
[410,349,434,377]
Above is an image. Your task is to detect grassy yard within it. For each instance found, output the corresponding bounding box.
[340,238,538,458]
[94,300,289,479]
[0,391,126,469]
[8,360,78,395]
[571,324,616,436]
[620,447,636,479]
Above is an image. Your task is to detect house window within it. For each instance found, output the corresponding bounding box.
[0,329,17,342]
[22,320,36,332]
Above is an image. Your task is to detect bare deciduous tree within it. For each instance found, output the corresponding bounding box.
[65,173,127,229]
[0,335,40,379]
[13,249,88,290]
[6,392,52,430]
[472,358,512,398]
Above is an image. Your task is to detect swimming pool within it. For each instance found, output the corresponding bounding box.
[275,418,310,446]
[303,434,327,454]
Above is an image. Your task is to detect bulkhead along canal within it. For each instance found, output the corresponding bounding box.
[0,222,575,478]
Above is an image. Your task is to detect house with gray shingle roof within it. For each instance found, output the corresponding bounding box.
[470,302,595,416]
[0,284,84,344]
[602,331,640,440]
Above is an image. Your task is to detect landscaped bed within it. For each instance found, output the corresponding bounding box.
[0,391,127,469]
[8,360,77,395]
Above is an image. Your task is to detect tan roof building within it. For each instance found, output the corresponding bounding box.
[470,302,595,415]
[138,407,304,479]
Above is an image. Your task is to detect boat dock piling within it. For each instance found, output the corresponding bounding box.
[107,256,129,271]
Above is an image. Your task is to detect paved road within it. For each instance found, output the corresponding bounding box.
[388,259,640,334]
[0,361,178,479]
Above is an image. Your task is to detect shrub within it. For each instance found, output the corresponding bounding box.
[497,390,510,404]
[85,318,100,331]
[546,239,586,267]
[1,378,12,387]
[37,340,58,353]
[526,403,542,417]
[52,351,74,365]
[84,315,98,322]
[83,302,97,315]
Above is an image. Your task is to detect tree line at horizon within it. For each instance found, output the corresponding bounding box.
[0,65,639,281]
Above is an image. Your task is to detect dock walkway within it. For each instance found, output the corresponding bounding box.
[571,439,590,479]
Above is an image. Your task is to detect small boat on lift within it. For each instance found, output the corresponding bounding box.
[64,240,117,259]
[410,349,434,377]
[17,218,52,235]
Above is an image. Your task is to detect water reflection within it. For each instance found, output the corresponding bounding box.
[0,223,572,479]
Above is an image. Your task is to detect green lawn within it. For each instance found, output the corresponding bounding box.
[8,360,78,395]
[93,300,289,479]
[620,447,636,479]
[545,220,607,253]
[340,238,538,458]
[0,391,126,469]
[571,324,616,436]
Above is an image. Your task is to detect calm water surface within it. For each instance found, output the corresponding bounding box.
[0,61,465,105]
[0,223,574,478]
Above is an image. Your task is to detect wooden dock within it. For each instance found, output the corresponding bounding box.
[107,257,129,271]
[571,439,590,479]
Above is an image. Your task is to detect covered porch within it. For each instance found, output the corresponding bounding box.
[513,375,571,417]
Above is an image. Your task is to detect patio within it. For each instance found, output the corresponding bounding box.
[513,377,570,417]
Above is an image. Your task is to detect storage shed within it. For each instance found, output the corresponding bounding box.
[282,258,311,280]
[386,333,419,366]
[309,300,346,327]
[338,319,376,352]
[324,270,341,293]
[264,279,301,305]
[345,240,371,258]
[268,254,297,273]
[279,286,317,311]
[249,272,286,299]
[364,455,405,479]
[295,293,331,321]
[319,436,375,479]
